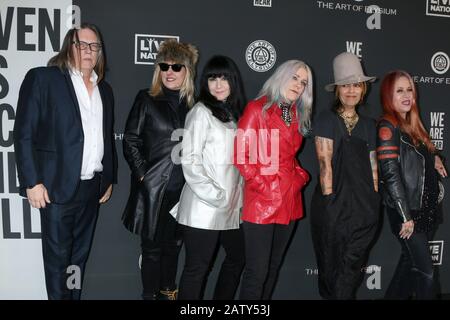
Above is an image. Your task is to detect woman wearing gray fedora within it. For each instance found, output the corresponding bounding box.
[310,52,381,299]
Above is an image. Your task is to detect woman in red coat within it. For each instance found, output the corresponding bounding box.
[234,60,313,299]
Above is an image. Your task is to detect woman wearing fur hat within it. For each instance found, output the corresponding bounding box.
[234,60,313,300]
[171,55,246,300]
[122,39,198,300]
[310,52,380,299]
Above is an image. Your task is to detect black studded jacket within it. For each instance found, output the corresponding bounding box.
[376,119,429,223]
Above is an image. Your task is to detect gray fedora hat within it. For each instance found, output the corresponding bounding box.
[325,52,376,92]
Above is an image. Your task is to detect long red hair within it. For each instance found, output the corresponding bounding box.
[380,70,435,153]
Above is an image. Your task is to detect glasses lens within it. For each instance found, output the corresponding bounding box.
[75,41,88,50]
[74,41,101,51]
[159,63,170,71]
[159,63,184,72]
[171,64,183,72]
[90,43,101,52]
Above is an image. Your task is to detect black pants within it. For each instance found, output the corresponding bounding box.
[39,173,100,300]
[239,221,295,300]
[178,226,245,300]
[385,207,436,300]
[140,189,182,299]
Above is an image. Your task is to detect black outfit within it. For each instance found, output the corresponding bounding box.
[377,119,442,299]
[311,111,380,299]
[178,226,245,300]
[122,87,188,299]
[239,221,296,300]
[14,67,117,300]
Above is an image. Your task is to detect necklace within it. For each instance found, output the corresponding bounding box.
[278,102,292,126]
[338,109,359,135]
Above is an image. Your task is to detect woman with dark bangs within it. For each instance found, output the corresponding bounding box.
[171,55,246,299]
[377,70,447,299]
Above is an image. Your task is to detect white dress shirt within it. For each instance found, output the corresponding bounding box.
[70,69,104,180]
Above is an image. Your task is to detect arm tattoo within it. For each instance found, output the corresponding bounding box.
[370,151,378,192]
[315,137,333,194]
[316,136,324,152]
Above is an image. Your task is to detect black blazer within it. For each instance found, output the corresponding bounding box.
[14,66,117,204]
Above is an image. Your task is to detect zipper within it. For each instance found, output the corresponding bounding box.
[396,200,408,222]
[400,136,425,206]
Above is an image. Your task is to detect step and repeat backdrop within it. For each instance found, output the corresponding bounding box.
[1,0,450,299]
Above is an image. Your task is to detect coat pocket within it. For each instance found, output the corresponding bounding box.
[248,174,280,201]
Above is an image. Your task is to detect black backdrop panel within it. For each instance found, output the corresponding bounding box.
[71,0,450,299]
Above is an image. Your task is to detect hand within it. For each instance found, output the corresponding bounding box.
[399,220,414,240]
[99,184,113,204]
[296,167,310,185]
[26,184,51,209]
[435,156,447,178]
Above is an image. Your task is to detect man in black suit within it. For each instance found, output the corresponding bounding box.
[13,23,117,300]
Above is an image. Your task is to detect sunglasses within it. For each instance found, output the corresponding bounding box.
[158,63,184,72]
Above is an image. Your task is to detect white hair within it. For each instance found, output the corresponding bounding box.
[257,60,313,136]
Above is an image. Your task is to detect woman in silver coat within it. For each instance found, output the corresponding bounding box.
[171,55,246,300]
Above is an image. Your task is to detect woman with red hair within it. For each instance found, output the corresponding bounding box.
[377,70,447,299]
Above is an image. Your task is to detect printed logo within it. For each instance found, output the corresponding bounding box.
[429,240,444,265]
[426,0,450,18]
[362,265,381,290]
[430,112,445,150]
[245,40,276,72]
[431,51,450,74]
[66,265,81,290]
[304,268,319,276]
[254,0,272,7]
[379,127,393,141]
[135,34,179,65]
[346,41,363,58]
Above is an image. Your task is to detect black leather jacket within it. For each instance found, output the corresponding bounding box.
[122,89,187,239]
[376,119,427,223]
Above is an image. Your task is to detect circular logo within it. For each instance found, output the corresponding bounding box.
[246,40,277,72]
[431,51,449,75]
[378,127,392,141]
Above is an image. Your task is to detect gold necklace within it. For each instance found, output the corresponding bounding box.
[338,110,359,135]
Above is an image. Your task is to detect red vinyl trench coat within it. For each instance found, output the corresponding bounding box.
[234,96,309,225]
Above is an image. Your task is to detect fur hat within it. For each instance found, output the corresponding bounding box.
[156,39,199,72]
